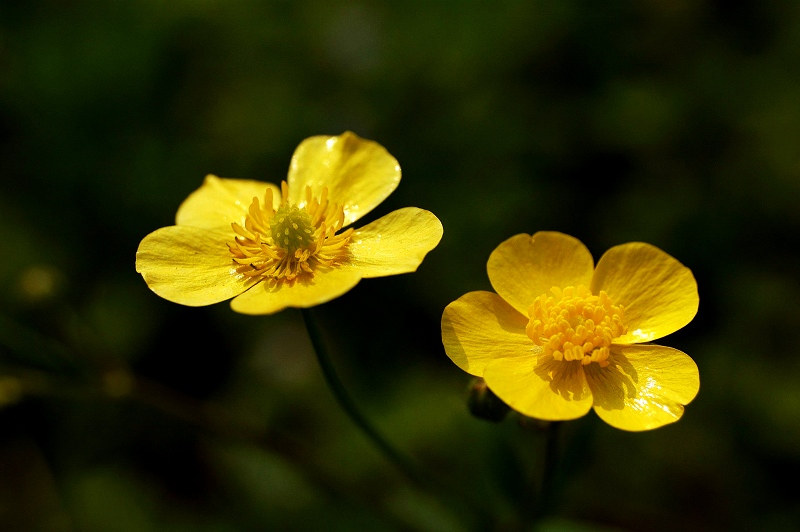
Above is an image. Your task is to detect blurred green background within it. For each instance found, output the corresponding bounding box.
[2,1,800,530]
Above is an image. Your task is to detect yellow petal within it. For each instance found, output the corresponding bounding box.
[585,345,699,431]
[175,175,281,231]
[287,132,401,226]
[441,291,531,376]
[230,268,362,315]
[487,232,595,316]
[483,356,594,421]
[590,242,698,343]
[346,207,443,278]
[135,226,255,306]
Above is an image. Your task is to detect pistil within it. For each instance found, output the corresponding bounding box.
[227,181,353,282]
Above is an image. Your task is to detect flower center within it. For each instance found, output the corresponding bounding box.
[526,285,627,368]
[269,204,315,252]
[227,181,353,282]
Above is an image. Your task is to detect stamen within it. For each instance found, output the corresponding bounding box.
[264,187,274,211]
[226,181,352,283]
[526,285,626,368]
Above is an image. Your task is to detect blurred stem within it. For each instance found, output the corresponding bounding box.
[535,421,562,520]
[301,309,492,528]
[0,311,423,529]
[301,308,421,484]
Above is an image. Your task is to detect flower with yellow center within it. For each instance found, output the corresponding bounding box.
[442,232,700,431]
[136,132,443,314]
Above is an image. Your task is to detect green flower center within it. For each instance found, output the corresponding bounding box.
[526,284,627,367]
[269,204,316,252]
[228,182,354,283]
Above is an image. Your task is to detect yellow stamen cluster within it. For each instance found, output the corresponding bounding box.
[227,181,353,282]
[526,285,627,368]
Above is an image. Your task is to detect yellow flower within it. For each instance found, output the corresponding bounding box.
[136,132,443,315]
[442,232,700,431]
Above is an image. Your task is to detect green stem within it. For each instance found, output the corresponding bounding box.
[535,421,562,520]
[301,308,421,484]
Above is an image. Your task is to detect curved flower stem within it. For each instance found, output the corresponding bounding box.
[302,311,498,529]
[301,308,422,484]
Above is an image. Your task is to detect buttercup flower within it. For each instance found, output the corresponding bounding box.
[442,232,699,431]
[136,132,443,314]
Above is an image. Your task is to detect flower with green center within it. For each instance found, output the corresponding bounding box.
[136,132,443,314]
[442,231,700,431]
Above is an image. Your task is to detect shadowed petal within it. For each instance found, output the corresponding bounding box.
[442,291,532,376]
[230,268,362,315]
[586,345,700,431]
[483,355,594,421]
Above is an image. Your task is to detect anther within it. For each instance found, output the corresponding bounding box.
[527,285,627,368]
[227,182,353,283]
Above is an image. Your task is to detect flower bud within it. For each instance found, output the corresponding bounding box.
[466,377,510,422]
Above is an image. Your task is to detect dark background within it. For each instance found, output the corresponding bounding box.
[1,1,799,530]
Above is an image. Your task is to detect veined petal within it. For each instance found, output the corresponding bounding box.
[230,268,362,315]
[136,226,254,306]
[442,291,532,376]
[487,232,594,316]
[586,345,699,431]
[483,356,593,421]
[176,175,281,231]
[287,132,401,226]
[591,242,698,344]
[346,207,443,278]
